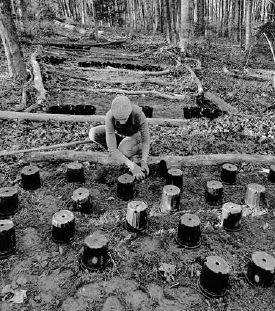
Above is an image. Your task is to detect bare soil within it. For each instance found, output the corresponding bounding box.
[0,31,275,311]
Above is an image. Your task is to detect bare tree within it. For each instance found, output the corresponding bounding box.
[179,0,192,55]
[0,0,27,81]
[245,0,252,51]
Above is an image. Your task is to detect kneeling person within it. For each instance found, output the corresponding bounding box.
[89,95,150,180]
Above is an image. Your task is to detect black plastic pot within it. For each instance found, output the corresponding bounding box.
[80,231,109,271]
[160,185,180,213]
[198,256,230,298]
[66,162,85,183]
[221,163,238,184]
[159,160,168,178]
[21,165,41,190]
[246,251,275,287]
[166,168,183,190]
[268,165,275,183]
[176,213,201,248]
[0,219,16,259]
[222,202,242,232]
[141,106,153,118]
[117,174,135,200]
[125,201,148,232]
[52,210,75,244]
[205,180,223,206]
[48,104,96,115]
[72,187,92,214]
[0,187,19,219]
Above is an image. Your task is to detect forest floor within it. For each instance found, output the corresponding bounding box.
[0,26,275,311]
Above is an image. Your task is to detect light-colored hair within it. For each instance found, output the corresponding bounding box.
[111,95,132,120]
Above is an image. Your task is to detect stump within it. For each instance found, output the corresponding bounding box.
[117,174,135,200]
[21,165,41,190]
[52,210,75,244]
[125,201,148,232]
[141,106,153,118]
[0,219,16,259]
[176,213,201,248]
[205,180,223,205]
[160,185,180,213]
[220,163,238,184]
[0,187,19,218]
[166,168,183,190]
[245,183,265,208]
[198,256,230,298]
[66,162,85,183]
[246,251,275,287]
[80,231,109,271]
[268,164,275,183]
[222,202,242,232]
[72,187,92,214]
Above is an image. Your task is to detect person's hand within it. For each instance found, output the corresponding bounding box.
[141,160,149,176]
[131,163,145,181]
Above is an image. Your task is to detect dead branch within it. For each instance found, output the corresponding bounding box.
[263,32,275,64]
[25,50,47,112]
[61,87,186,101]
[0,140,96,157]
[0,110,189,127]
[183,64,204,95]
[24,151,275,167]
[204,91,238,115]
[223,66,272,82]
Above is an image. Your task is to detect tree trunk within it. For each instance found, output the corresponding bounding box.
[195,0,205,36]
[179,0,192,55]
[233,0,240,42]
[245,0,252,51]
[165,0,173,44]
[0,0,27,81]
[91,0,98,39]
[222,0,229,37]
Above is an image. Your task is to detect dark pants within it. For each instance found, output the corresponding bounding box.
[89,125,142,157]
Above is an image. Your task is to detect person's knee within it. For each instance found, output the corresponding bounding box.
[118,141,136,158]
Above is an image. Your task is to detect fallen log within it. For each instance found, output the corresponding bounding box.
[61,87,186,101]
[183,64,204,95]
[0,111,189,127]
[25,50,47,112]
[54,69,168,86]
[24,151,275,167]
[81,66,171,77]
[204,91,238,115]
[0,140,96,157]
[77,56,165,71]
[27,39,127,50]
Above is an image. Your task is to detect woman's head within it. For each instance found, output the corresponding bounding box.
[111,95,132,124]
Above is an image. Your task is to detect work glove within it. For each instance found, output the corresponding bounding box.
[140,160,149,176]
[130,163,145,181]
